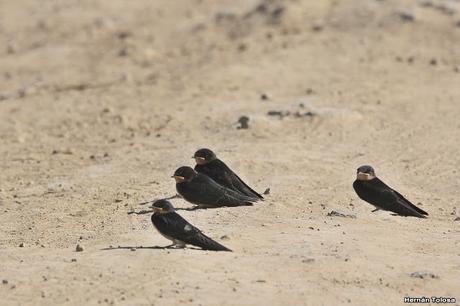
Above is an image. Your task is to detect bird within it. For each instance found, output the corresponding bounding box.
[193,148,263,200]
[352,165,428,218]
[150,199,231,251]
[173,166,256,208]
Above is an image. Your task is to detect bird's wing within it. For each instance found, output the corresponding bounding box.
[195,174,255,207]
[152,213,195,240]
[372,179,428,217]
[215,160,263,199]
[390,189,428,215]
[152,213,231,251]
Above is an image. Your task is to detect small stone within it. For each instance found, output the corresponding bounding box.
[118,48,128,57]
[255,279,266,283]
[260,93,270,100]
[267,110,289,119]
[263,188,270,195]
[116,31,132,40]
[19,242,24,247]
[430,58,437,66]
[130,248,136,252]
[237,116,250,129]
[237,43,247,52]
[409,271,439,279]
[454,217,460,221]
[2,279,8,284]
[71,258,77,262]
[311,22,323,32]
[327,210,356,218]
[302,258,315,263]
[220,235,230,240]
[397,11,415,22]
[6,43,18,54]
[76,244,84,252]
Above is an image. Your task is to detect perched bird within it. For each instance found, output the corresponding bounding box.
[193,148,263,200]
[353,165,428,218]
[173,166,256,208]
[150,199,231,251]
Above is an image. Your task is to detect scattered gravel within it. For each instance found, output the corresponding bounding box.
[409,271,439,279]
[327,210,357,219]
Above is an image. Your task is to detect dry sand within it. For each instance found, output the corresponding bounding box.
[1,0,460,305]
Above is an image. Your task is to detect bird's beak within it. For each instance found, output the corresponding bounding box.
[357,172,373,181]
[173,175,186,183]
[152,207,163,213]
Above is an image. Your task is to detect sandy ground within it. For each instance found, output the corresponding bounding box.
[1,0,460,305]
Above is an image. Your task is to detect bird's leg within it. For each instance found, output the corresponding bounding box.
[371,208,380,212]
[171,240,186,249]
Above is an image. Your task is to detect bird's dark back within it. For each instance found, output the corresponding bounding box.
[195,159,231,185]
[151,212,188,237]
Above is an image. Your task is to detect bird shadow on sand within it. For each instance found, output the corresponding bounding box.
[138,194,181,206]
[100,245,202,251]
[127,206,212,215]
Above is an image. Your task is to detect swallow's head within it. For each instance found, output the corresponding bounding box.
[172,166,197,183]
[193,148,217,165]
[151,199,175,214]
[356,165,376,181]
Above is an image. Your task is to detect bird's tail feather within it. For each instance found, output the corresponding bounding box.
[194,233,232,252]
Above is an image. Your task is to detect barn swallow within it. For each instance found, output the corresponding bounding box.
[150,199,231,251]
[173,166,256,208]
[193,148,263,200]
[353,165,428,218]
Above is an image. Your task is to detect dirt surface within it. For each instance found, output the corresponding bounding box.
[1,0,460,305]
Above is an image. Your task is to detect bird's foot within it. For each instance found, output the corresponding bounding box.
[166,241,186,249]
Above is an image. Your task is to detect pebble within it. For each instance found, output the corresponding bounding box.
[327,210,357,219]
[397,10,415,22]
[260,93,270,100]
[2,279,8,284]
[409,271,439,279]
[76,244,84,252]
[237,116,250,129]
